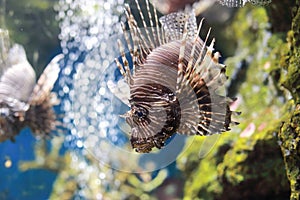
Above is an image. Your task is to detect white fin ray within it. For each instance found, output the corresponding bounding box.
[134,0,155,49]
[29,54,63,105]
[173,11,232,136]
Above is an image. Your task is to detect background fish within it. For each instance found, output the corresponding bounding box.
[149,0,272,15]
[112,0,239,153]
[0,31,63,142]
[150,0,272,16]
[218,0,272,7]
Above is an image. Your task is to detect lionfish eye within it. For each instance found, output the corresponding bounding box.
[135,110,144,118]
[132,106,148,122]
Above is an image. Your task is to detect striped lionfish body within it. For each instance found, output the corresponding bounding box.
[114,0,238,153]
[0,33,63,142]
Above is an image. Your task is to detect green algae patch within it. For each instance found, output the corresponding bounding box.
[218,125,290,200]
[277,1,300,199]
[177,133,234,200]
[279,105,300,200]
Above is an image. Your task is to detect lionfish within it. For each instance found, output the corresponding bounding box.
[0,29,63,142]
[111,0,239,153]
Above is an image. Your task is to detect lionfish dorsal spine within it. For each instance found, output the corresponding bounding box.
[152,1,163,47]
[176,13,212,93]
[120,20,140,76]
[176,19,189,90]
[115,39,133,85]
[194,31,212,76]
[133,0,155,49]
[143,0,160,48]
[119,1,163,82]
[186,18,204,74]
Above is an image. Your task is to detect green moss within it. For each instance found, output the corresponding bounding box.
[276,1,300,199]
[279,105,300,200]
[177,133,233,200]
[218,125,289,199]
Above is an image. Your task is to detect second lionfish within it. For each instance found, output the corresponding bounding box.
[112,0,239,153]
[0,29,63,142]
[218,0,271,7]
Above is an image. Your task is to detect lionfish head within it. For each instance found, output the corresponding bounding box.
[125,83,181,153]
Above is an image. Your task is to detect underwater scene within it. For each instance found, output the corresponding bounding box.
[0,0,299,199]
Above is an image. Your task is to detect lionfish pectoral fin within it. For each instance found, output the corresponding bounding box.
[29,54,63,105]
[175,37,236,136]
[107,79,130,106]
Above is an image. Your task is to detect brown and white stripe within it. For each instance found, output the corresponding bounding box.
[114,0,239,153]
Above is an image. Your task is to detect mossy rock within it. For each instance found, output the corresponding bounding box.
[217,126,290,200]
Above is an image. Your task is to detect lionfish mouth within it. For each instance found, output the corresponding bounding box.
[126,83,181,153]
[113,0,239,153]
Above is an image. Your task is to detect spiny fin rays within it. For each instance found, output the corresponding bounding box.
[174,10,234,136]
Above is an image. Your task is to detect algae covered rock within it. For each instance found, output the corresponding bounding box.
[277,1,300,199]
[218,127,289,200]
